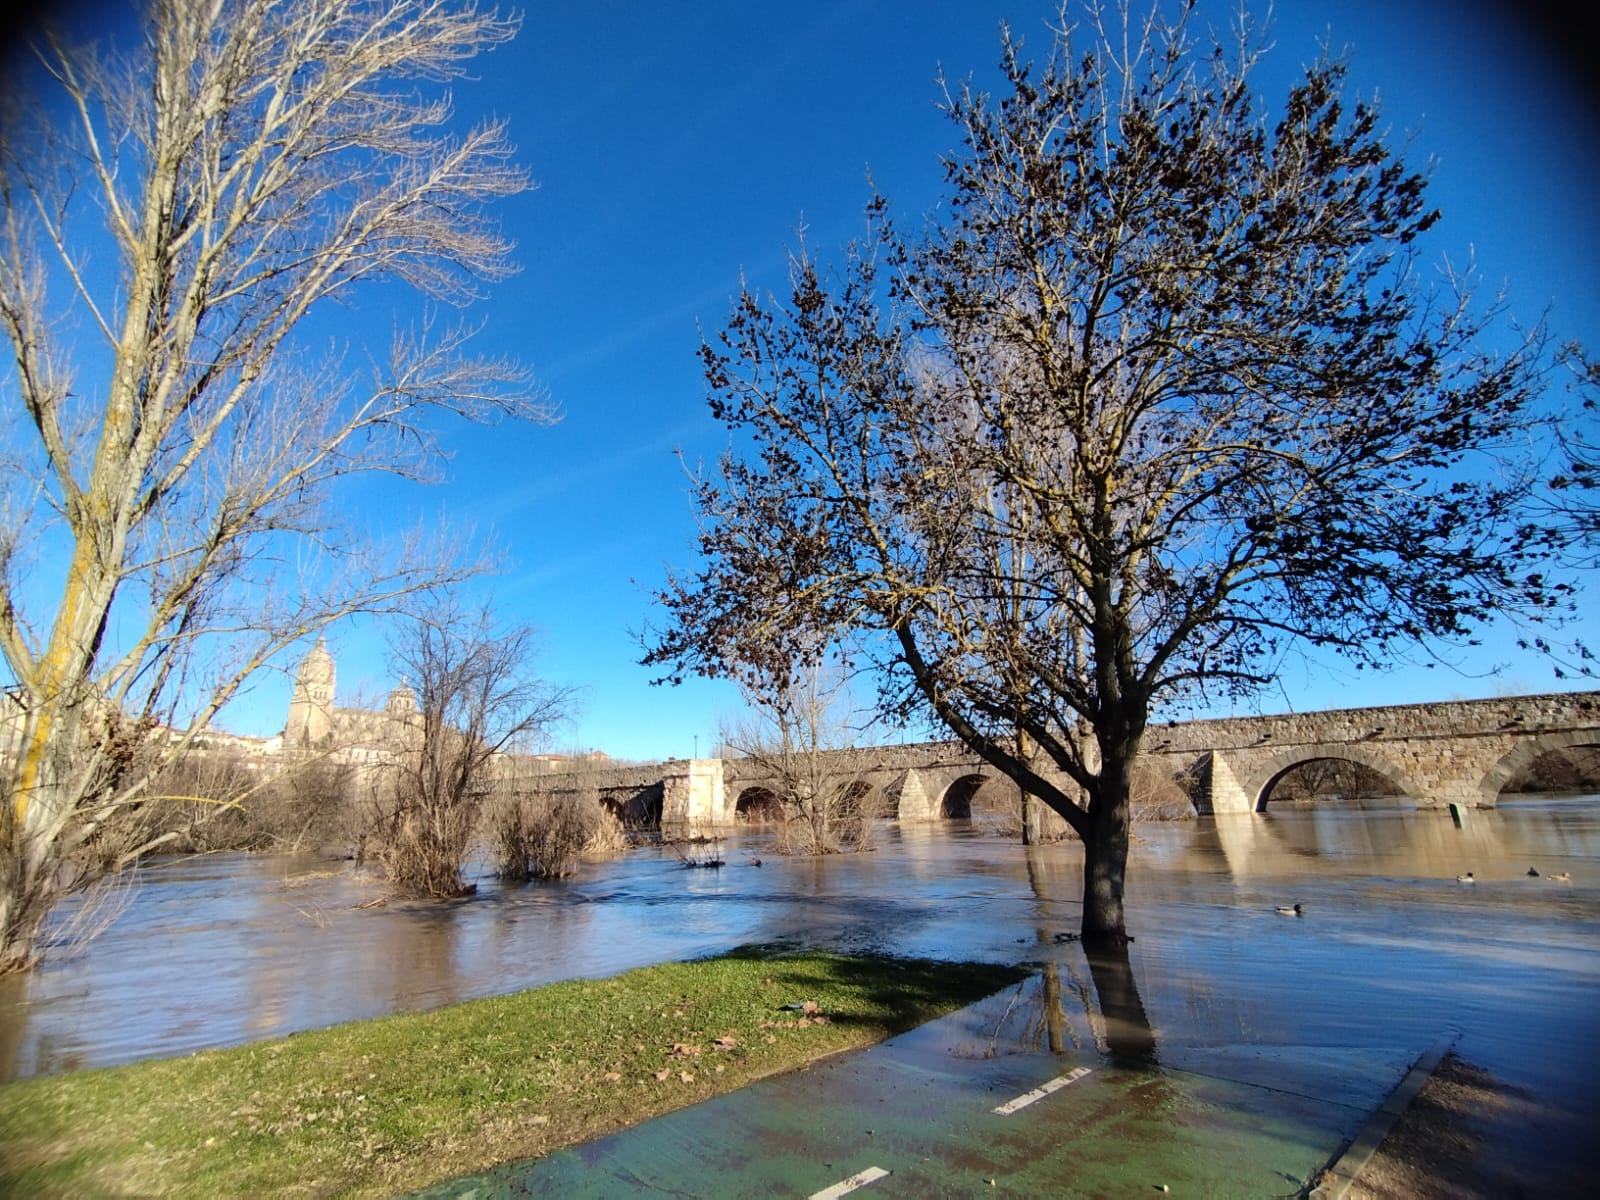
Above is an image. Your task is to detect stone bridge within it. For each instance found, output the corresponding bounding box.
[507,690,1600,832]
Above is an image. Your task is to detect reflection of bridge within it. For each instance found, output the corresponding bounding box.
[516,691,1600,831]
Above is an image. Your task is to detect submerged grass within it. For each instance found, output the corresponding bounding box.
[0,947,1024,1197]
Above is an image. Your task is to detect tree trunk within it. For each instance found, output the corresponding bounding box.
[1081,807,1129,943]
[1017,725,1041,845]
[0,829,62,975]
[1080,733,1139,945]
[1021,792,1042,845]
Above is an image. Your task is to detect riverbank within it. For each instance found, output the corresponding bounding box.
[0,948,1022,1197]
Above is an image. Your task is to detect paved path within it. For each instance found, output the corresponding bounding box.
[416,978,1426,1198]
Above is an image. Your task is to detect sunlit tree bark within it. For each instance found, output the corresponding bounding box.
[0,0,547,971]
[645,1,1566,945]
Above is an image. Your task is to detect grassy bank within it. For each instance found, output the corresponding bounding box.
[0,947,1025,1197]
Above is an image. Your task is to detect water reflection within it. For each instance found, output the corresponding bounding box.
[1040,963,1067,1054]
[0,800,1595,1103]
[1021,844,1155,1066]
[1084,941,1157,1069]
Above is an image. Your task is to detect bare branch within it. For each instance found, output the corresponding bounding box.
[646,0,1564,945]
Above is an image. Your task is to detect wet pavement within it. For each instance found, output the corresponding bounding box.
[413,969,1430,1198]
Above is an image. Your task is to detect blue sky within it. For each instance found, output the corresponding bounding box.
[12,1,1600,761]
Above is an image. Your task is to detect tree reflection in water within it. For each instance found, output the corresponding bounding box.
[1023,842,1156,1068]
[1083,939,1157,1069]
[1040,961,1067,1054]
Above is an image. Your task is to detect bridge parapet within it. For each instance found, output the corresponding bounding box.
[1151,691,1600,811]
[495,760,672,826]
[1145,691,1600,755]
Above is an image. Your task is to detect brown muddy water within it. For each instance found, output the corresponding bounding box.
[3,797,1598,1163]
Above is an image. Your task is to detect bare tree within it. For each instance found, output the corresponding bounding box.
[363,595,573,898]
[721,660,875,854]
[131,746,357,853]
[0,0,548,971]
[646,2,1567,944]
[484,741,627,881]
[1511,345,1597,677]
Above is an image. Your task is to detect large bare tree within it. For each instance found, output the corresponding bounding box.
[0,0,547,971]
[646,2,1568,945]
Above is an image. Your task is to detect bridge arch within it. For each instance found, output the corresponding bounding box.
[1480,730,1600,804]
[1246,744,1420,812]
[939,773,991,818]
[597,784,663,829]
[838,779,893,819]
[734,786,784,822]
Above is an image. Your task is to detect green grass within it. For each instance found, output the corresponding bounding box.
[0,947,1025,1197]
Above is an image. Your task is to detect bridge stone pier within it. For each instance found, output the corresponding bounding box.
[513,690,1600,832]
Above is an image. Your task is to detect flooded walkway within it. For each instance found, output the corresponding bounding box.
[2,800,1598,1189]
[414,983,1432,1198]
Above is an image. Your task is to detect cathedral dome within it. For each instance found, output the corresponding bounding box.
[386,679,419,715]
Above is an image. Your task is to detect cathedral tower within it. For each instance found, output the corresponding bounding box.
[285,636,336,748]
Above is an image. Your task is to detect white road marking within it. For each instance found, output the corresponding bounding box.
[809,1165,890,1199]
[993,1066,1092,1114]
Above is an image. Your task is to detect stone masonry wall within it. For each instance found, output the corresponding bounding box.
[516,690,1600,823]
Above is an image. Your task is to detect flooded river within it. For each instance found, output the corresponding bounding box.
[3,798,1598,1170]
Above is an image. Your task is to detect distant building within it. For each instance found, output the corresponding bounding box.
[3,641,584,780]
[282,636,419,763]
[521,749,612,771]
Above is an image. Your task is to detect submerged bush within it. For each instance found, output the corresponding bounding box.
[109,751,356,858]
[488,788,621,880]
[358,776,480,899]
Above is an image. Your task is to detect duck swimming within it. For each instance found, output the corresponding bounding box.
[1275,903,1303,916]
[1456,872,1475,884]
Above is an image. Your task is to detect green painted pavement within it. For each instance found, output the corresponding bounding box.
[414,977,1421,1198]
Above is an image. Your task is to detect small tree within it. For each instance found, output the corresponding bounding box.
[128,747,260,853]
[263,757,359,852]
[721,660,875,854]
[364,596,572,898]
[0,0,546,971]
[647,2,1565,944]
